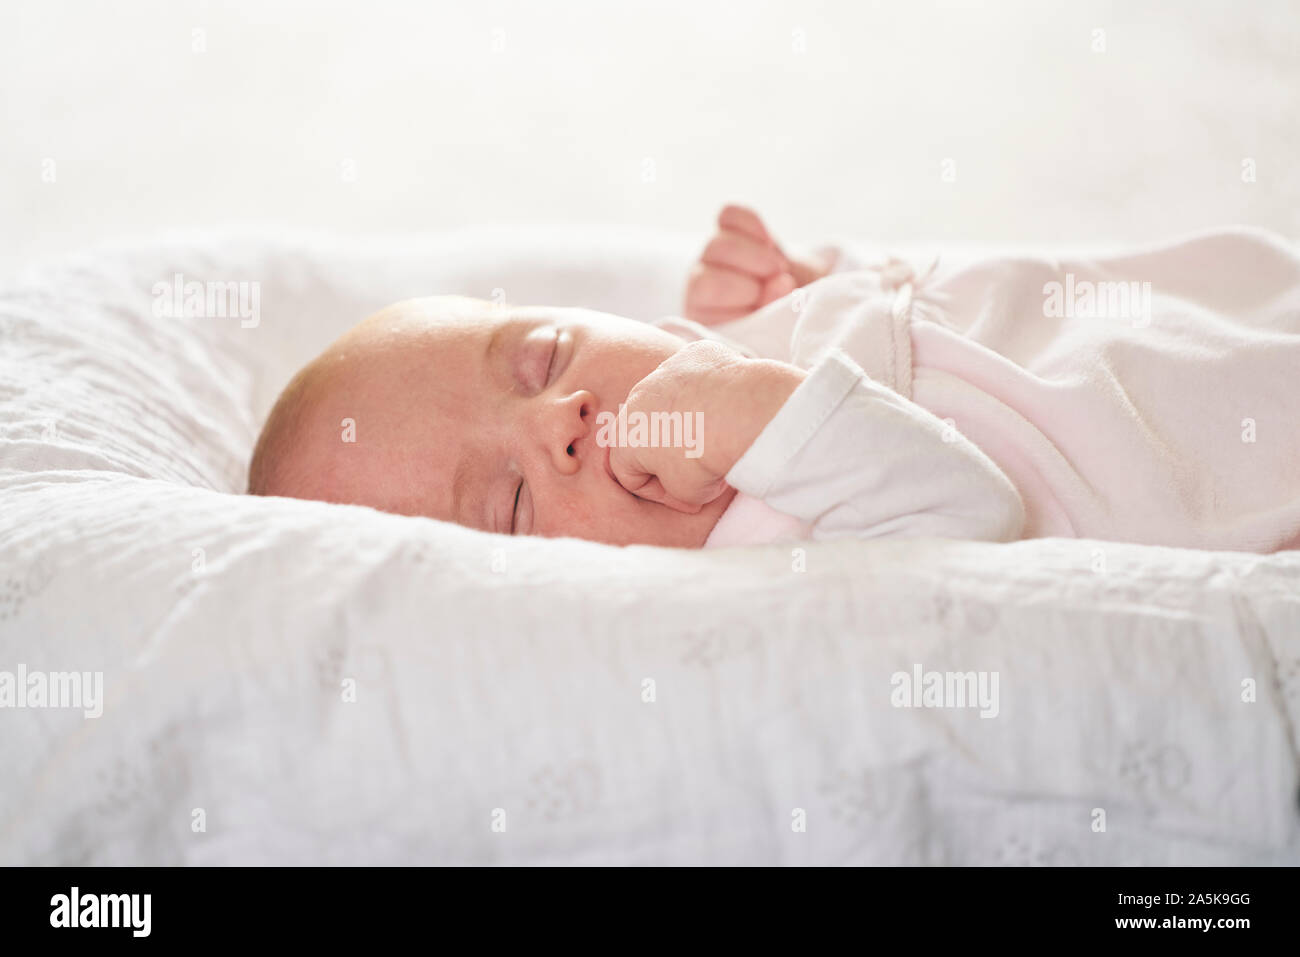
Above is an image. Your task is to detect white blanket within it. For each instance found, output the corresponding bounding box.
[1,228,1297,864]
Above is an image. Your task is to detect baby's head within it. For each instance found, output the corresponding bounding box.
[248,296,734,546]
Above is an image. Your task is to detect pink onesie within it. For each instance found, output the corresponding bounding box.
[667,228,1300,552]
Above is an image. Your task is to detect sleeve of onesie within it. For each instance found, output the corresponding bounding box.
[725,348,1025,543]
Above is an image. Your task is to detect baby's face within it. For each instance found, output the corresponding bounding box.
[273,297,734,546]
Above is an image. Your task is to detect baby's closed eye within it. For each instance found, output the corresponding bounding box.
[516,325,559,393]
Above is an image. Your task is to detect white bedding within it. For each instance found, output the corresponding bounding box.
[1,228,1297,865]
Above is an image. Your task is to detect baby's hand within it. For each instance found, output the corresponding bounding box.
[683,205,831,325]
[608,340,805,513]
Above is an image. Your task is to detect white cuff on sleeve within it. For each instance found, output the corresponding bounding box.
[725,350,862,498]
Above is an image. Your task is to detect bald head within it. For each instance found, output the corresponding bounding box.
[246,353,332,498]
[245,296,492,506]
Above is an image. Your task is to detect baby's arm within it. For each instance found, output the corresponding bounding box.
[612,343,1025,543]
[725,350,1025,542]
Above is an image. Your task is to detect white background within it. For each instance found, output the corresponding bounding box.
[3,0,1297,275]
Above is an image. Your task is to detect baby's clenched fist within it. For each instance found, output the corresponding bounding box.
[683,205,831,325]
[606,340,806,513]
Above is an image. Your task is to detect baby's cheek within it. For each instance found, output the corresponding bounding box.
[535,471,701,546]
[536,485,617,540]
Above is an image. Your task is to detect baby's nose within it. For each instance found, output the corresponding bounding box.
[544,389,596,475]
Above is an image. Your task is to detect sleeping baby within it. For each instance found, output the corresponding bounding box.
[248,206,1300,552]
